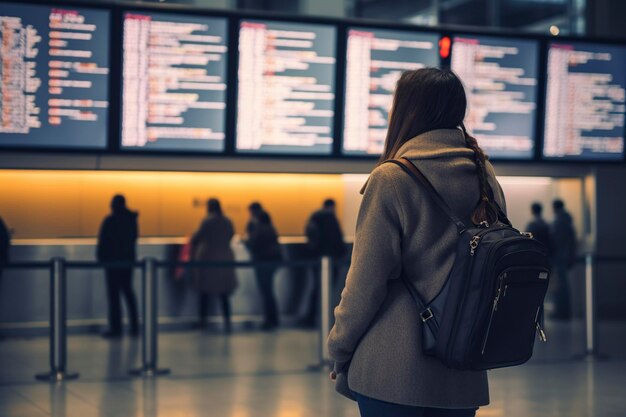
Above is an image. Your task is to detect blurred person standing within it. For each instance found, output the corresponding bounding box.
[97,195,140,339]
[550,199,577,320]
[525,202,552,251]
[246,202,264,236]
[301,199,345,327]
[246,208,282,330]
[191,198,237,333]
[526,202,551,326]
[0,216,10,280]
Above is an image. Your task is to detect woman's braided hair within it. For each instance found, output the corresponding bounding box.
[460,124,499,225]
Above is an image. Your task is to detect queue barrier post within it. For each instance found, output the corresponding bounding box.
[130,257,170,377]
[35,257,79,382]
[320,256,332,366]
[310,256,333,370]
[584,254,599,358]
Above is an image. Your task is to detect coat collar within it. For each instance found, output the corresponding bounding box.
[360,129,474,195]
[395,129,474,160]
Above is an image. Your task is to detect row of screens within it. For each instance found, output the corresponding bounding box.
[1,3,625,161]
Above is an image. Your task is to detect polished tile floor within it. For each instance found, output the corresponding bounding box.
[1,321,625,417]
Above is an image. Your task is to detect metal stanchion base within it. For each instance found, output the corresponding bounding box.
[129,367,171,378]
[35,371,79,382]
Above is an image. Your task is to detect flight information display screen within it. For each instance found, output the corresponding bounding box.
[0,3,110,149]
[121,12,228,152]
[236,19,337,155]
[543,41,626,161]
[452,35,539,159]
[343,28,439,156]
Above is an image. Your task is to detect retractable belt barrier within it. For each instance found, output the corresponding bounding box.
[2,256,327,381]
[5,253,621,382]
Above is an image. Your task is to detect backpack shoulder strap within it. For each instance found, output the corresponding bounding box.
[400,271,435,324]
[384,158,467,232]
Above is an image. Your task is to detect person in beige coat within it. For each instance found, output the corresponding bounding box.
[327,68,507,417]
[191,198,238,333]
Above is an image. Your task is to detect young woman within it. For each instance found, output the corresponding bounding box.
[327,68,507,417]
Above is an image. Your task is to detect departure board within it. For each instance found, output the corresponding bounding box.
[0,3,110,149]
[121,12,228,152]
[343,28,439,156]
[236,20,337,155]
[452,35,539,159]
[543,42,626,161]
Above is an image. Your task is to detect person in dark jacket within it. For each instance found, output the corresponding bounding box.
[0,217,10,280]
[550,199,577,320]
[526,202,552,252]
[246,209,282,330]
[301,199,345,327]
[97,195,139,339]
[306,199,345,259]
[191,198,237,333]
[246,202,265,236]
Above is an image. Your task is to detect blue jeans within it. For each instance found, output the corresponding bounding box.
[356,393,477,417]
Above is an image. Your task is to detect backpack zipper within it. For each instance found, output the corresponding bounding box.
[469,226,527,256]
[469,226,513,256]
[481,274,505,354]
[469,236,481,256]
[536,322,547,342]
[535,306,547,342]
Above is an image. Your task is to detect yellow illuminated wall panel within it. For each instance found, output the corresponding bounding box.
[0,170,344,239]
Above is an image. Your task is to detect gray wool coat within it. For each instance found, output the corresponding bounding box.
[327,129,507,408]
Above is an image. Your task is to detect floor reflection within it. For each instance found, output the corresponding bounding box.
[0,328,624,417]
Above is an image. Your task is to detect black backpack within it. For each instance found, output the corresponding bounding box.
[386,158,551,371]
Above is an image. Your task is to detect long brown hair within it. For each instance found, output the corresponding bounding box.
[380,68,498,225]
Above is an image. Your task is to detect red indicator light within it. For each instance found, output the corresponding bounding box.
[439,36,451,59]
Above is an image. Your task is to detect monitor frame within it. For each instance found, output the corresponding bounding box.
[447,31,543,163]
[540,38,626,163]
[232,16,339,157]
[2,0,625,165]
[115,6,232,155]
[0,0,114,152]
[338,24,443,159]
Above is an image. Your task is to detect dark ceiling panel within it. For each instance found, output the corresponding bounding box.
[355,0,433,19]
[440,0,488,26]
[501,1,566,27]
